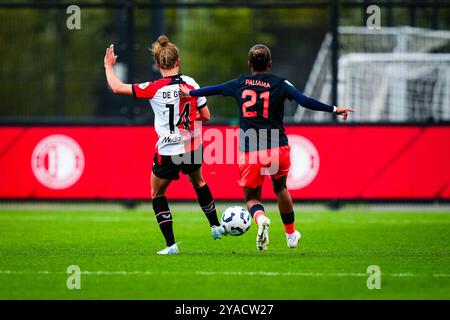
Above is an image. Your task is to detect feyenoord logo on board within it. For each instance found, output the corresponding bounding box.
[31,134,85,190]
[286,135,320,190]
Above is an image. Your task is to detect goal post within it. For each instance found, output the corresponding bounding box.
[339,53,450,122]
[293,26,450,123]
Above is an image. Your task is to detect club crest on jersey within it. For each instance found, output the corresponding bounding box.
[245,79,271,88]
[138,82,150,89]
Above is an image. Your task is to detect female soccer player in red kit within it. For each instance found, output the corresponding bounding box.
[181,44,353,252]
[104,35,225,255]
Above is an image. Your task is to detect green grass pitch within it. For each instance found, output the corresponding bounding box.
[0,205,449,299]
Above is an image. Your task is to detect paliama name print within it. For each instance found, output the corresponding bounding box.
[245,79,271,88]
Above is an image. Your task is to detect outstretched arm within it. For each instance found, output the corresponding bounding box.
[104,44,133,95]
[288,83,354,121]
[180,83,226,97]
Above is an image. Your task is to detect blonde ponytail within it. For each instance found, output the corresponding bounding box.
[150,35,179,70]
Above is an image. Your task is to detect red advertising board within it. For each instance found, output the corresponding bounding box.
[0,125,449,200]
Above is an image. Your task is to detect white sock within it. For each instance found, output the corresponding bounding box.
[256,214,266,225]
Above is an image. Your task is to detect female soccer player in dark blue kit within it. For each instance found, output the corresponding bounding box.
[181,44,353,252]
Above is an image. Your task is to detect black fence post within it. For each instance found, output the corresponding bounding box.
[150,0,165,78]
[126,1,135,85]
[432,0,439,30]
[361,0,368,26]
[386,0,393,27]
[111,1,135,122]
[55,2,66,118]
[330,0,339,121]
[126,0,135,123]
[409,0,417,27]
[118,2,134,84]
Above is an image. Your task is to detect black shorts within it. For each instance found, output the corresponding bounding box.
[152,147,203,180]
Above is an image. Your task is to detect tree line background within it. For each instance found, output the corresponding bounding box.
[0,0,449,123]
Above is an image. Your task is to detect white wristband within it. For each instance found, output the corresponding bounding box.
[333,106,337,113]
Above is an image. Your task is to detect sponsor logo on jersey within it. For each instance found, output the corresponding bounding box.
[161,134,183,146]
[287,135,319,190]
[31,134,85,190]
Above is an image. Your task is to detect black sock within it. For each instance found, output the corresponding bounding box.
[280,211,296,234]
[249,204,265,224]
[249,204,265,218]
[195,184,220,226]
[152,196,175,247]
[280,211,295,225]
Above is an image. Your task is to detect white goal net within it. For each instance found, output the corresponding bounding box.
[294,26,450,123]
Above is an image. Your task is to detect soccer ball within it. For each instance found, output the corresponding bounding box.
[221,206,252,236]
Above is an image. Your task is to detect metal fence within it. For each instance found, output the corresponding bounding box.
[0,1,449,124]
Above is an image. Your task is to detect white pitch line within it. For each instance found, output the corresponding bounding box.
[0,215,204,222]
[0,270,449,278]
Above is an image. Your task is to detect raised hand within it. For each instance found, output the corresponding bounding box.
[104,44,117,68]
[335,107,354,121]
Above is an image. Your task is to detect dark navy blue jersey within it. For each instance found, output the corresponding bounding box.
[190,73,334,152]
